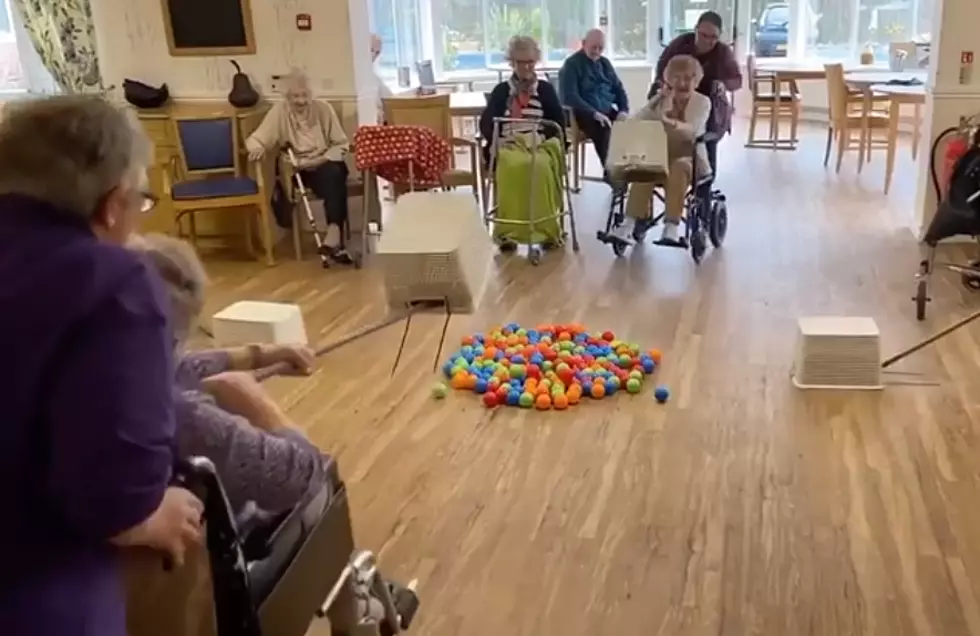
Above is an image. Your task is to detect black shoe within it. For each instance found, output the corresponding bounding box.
[319,244,355,265]
[498,240,518,253]
[632,218,654,242]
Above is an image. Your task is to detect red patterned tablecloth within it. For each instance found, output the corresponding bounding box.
[353,125,451,188]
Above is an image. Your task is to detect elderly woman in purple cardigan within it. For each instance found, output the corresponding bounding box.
[132,233,328,517]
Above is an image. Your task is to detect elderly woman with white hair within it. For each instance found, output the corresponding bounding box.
[479,35,566,252]
[0,96,203,636]
[609,54,712,247]
[246,71,355,265]
[130,233,331,518]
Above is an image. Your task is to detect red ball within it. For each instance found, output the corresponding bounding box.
[526,363,541,378]
[602,331,615,342]
[483,392,499,408]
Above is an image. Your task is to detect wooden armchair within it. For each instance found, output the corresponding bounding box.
[381,94,482,206]
[823,63,892,173]
[164,107,275,265]
[745,54,802,147]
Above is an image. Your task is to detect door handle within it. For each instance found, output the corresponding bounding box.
[658,26,665,47]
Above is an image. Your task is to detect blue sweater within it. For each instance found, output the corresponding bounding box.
[558,50,629,116]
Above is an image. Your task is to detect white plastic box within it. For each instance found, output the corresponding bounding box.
[211,301,308,347]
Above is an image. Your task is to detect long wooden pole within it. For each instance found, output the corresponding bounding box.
[881,307,980,369]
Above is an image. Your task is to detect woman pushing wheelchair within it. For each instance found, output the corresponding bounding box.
[608,54,712,247]
[480,35,570,259]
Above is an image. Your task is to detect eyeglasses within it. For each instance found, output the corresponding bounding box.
[140,191,158,214]
[696,29,719,41]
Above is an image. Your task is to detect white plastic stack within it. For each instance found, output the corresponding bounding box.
[792,316,883,390]
[606,119,669,175]
[211,301,308,347]
[376,191,492,314]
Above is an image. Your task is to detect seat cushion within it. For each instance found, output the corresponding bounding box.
[172,176,259,201]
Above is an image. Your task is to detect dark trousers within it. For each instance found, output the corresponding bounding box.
[574,109,619,171]
[705,138,718,177]
[299,160,349,227]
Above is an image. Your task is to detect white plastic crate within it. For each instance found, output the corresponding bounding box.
[792,316,882,390]
[211,301,308,347]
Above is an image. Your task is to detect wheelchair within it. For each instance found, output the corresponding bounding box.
[596,132,728,264]
[124,457,421,636]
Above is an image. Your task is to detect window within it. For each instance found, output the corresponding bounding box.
[610,0,647,61]
[804,0,932,62]
[369,0,425,76]
[0,0,24,92]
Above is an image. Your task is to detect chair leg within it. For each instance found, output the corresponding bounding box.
[823,125,834,167]
[188,212,198,250]
[256,201,276,266]
[789,103,800,144]
[835,129,848,174]
[747,104,759,143]
[911,103,922,160]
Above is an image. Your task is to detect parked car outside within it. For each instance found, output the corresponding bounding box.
[753,3,789,57]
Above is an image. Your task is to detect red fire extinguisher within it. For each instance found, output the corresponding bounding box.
[943,132,971,197]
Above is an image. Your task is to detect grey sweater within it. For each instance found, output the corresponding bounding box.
[174,350,327,514]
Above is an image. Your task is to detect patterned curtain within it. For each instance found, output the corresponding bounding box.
[10,0,104,94]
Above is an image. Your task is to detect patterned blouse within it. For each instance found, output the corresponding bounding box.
[174,350,328,514]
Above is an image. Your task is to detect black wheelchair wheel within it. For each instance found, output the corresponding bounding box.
[611,240,628,257]
[709,200,728,248]
[915,279,928,321]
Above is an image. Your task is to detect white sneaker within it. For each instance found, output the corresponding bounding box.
[611,218,635,244]
[660,222,680,243]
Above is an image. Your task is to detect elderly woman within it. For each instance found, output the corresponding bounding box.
[0,97,202,636]
[479,35,567,252]
[610,55,712,246]
[130,233,329,516]
[247,71,354,265]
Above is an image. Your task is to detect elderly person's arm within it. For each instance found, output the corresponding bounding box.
[603,58,629,115]
[479,83,510,143]
[245,102,286,160]
[176,387,326,513]
[177,345,314,387]
[558,60,592,116]
[318,101,350,163]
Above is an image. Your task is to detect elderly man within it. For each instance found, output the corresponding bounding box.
[0,96,203,636]
[246,71,354,265]
[558,28,630,177]
[372,33,393,122]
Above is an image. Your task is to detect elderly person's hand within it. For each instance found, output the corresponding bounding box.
[257,343,315,374]
[200,370,268,415]
[247,147,265,162]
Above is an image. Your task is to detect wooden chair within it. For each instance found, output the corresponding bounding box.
[382,94,482,205]
[165,107,275,265]
[744,54,801,148]
[823,63,892,173]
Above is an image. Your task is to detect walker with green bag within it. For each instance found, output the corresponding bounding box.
[484,117,579,265]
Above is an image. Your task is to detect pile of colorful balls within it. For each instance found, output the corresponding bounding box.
[433,322,669,410]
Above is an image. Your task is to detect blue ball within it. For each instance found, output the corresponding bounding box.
[512,354,526,365]
[494,350,505,361]
[507,322,520,332]
[442,361,454,378]
[530,353,544,365]
[474,379,488,394]
[506,390,521,406]
[642,360,655,374]
[605,382,618,396]
[582,380,594,395]
[474,333,485,343]
[654,386,670,403]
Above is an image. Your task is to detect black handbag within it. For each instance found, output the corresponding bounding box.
[122,79,170,109]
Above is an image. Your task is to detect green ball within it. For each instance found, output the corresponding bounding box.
[629,343,640,355]
[629,369,643,380]
[607,376,621,390]
[432,382,450,399]
[626,378,642,394]
[542,360,554,372]
[509,364,526,379]
[516,328,527,337]
[519,392,534,408]
[619,354,632,367]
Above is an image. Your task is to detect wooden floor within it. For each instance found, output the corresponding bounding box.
[196,123,980,636]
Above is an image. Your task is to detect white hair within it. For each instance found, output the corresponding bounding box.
[0,95,150,220]
[131,233,208,346]
[506,35,541,62]
[283,68,311,94]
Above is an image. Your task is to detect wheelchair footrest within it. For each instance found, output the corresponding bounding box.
[653,237,688,249]
[390,581,421,630]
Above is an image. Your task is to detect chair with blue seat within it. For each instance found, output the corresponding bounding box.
[165,111,276,265]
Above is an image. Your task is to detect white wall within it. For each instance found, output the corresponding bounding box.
[91,0,361,99]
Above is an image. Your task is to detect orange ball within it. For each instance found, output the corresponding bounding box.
[558,331,572,342]
[535,393,552,410]
[553,394,569,410]
[567,389,581,405]
[461,335,474,346]
[590,383,606,399]
[450,372,468,389]
[648,348,663,363]
[484,346,498,359]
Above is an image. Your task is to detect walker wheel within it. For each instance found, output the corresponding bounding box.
[915,279,929,321]
[709,200,728,248]
[528,247,541,265]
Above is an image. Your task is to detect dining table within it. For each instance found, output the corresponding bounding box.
[868,82,927,193]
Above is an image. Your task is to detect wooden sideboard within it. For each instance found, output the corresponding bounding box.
[133,102,270,238]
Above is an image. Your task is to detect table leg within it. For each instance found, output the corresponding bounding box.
[884,97,900,194]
